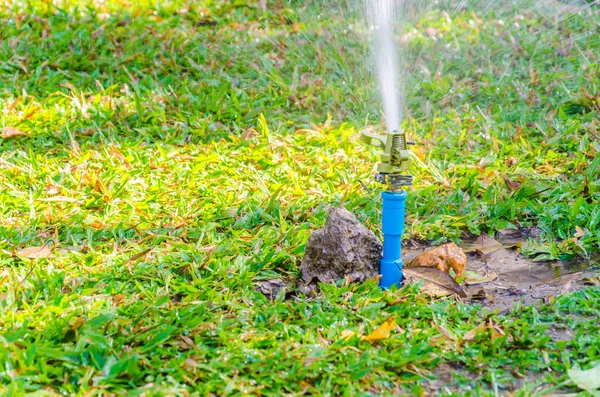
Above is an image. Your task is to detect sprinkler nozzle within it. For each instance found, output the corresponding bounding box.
[360,129,413,190]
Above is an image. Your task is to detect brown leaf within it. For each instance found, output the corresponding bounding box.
[112,294,127,306]
[502,175,521,191]
[45,184,61,195]
[127,248,153,263]
[403,267,467,298]
[1,126,28,138]
[462,234,503,255]
[110,145,132,170]
[362,318,396,342]
[15,245,53,259]
[406,243,467,278]
[435,324,458,342]
[463,322,486,341]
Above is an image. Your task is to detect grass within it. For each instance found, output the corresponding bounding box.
[0,0,599,395]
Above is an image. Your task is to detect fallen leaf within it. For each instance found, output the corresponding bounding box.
[340,330,355,341]
[406,243,466,279]
[502,175,521,191]
[463,319,505,343]
[403,267,467,298]
[127,248,153,263]
[109,145,133,169]
[45,185,61,195]
[77,128,95,137]
[435,324,458,342]
[1,126,28,138]
[462,234,503,255]
[15,245,53,259]
[568,363,600,392]
[362,318,396,342]
[463,322,487,341]
[463,270,498,285]
[112,294,127,306]
[574,226,585,238]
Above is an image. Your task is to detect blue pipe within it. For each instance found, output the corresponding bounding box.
[380,190,407,289]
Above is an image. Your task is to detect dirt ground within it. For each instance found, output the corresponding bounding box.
[404,232,600,313]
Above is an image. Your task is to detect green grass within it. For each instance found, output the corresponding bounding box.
[1,0,600,395]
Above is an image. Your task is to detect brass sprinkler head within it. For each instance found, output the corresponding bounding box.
[360,129,414,191]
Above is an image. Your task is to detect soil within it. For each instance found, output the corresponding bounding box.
[403,236,600,313]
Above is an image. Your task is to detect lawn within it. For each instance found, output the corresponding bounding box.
[1,0,600,395]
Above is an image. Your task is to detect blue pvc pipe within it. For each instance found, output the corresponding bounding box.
[380,190,407,289]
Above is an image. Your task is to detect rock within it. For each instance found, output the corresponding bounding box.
[300,207,382,284]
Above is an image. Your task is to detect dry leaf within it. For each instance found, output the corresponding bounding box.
[1,126,28,138]
[462,234,503,255]
[463,270,498,285]
[403,267,467,298]
[340,330,355,341]
[463,320,505,342]
[127,248,153,263]
[45,185,61,195]
[112,294,127,306]
[463,322,487,341]
[110,145,133,169]
[435,324,458,342]
[15,245,53,259]
[362,318,396,342]
[574,226,585,238]
[502,175,521,191]
[406,243,467,279]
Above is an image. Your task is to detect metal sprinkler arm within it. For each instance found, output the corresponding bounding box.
[360,129,414,189]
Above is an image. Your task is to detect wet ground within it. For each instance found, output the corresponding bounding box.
[258,231,600,313]
[404,233,600,313]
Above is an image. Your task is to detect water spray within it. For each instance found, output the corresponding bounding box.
[361,130,413,288]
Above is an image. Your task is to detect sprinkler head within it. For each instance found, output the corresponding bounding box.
[360,129,414,190]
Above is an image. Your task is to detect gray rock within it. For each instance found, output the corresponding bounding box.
[300,207,382,284]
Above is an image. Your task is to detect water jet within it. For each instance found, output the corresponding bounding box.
[363,0,413,288]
